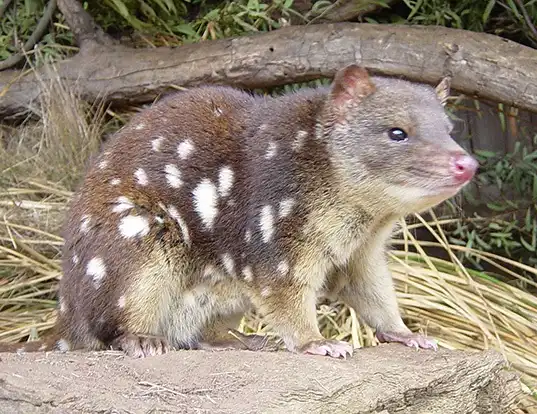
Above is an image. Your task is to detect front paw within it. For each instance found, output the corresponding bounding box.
[299,339,353,359]
[376,330,438,350]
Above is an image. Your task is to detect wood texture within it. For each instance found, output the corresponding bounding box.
[0,344,522,413]
[1,22,536,120]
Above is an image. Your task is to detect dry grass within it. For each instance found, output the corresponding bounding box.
[0,65,536,412]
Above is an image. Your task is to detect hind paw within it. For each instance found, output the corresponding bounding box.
[111,333,172,358]
[299,339,353,359]
[376,330,438,350]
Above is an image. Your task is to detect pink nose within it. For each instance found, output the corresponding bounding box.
[450,153,479,183]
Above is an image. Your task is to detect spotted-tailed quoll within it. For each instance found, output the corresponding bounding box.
[0,65,479,358]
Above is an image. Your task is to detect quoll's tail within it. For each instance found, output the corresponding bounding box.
[0,334,62,354]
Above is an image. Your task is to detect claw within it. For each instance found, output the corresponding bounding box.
[376,331,438,351]
[111,333,172,358]
[300,339,353,359]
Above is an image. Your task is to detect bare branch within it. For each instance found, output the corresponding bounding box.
[309,0,400,23]
[56,0,116,50]
[0,23,536,120]
[0,346,522,413]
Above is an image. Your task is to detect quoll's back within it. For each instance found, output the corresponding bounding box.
[32,65,479,358]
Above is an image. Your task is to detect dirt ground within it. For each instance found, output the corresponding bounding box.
[0,343,521,414]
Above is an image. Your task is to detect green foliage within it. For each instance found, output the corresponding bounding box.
[0,0,74,63]
[85,0,300,43]
[399,0,537,47]
[447,138,537,278]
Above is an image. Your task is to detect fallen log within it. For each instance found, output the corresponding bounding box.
[1,21,536,121]
[0,344,522,413]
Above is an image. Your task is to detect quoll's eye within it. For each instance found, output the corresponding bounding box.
[388,128,408,142]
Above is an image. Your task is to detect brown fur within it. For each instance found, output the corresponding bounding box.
[0,65,478,358]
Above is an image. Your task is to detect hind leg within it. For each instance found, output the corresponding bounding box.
[200,313,280,352]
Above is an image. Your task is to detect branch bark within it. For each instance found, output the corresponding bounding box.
[0,345,523,413]
[308,0,400,23]
[56,0,116,49]
[1,22,536,121]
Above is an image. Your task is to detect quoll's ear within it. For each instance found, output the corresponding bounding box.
[330,65,376,108]
[435,76,451,106]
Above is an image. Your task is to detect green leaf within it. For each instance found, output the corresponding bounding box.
[475,150,497,158]
[173,24,200,39]
[407,0,424,20]
[232,15,259,32]
[481,0,496,22]
[105,0,131,19]
[520,236,536,252]
[486,202,508,212]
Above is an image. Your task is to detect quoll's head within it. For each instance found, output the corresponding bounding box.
[323,64,479,214]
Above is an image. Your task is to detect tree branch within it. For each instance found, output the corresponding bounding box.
[56,0,116,50]
[0,346,523,413]
[0,22,536,121]
[308,0,400,23]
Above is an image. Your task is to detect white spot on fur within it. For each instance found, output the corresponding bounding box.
[134,168,149,186]
[165,164,182,188]
[80,215,91,233]
[203,265,216,278]
[202,264,225,282]
[278,198,296,219]
[218,166,234,197]
[277,260,290,276]
[168,205,191,246]
[59,298,66,313]
[242,266,253,282]
[293,130,308,151]
[183,292,197,308]
[227,199,236,207]
[135,123,145,130]
[193,179,218,230]
[214,107,223,117]
[265,141,277,159]
[151,136,164,151]
[72,254,79,265]
[177,139,194,160]
[112,196,134,213]
[86,257,106,288]
[259,205,275,243]
[155,215,164,224]
[221,253,235,276]
[118,295,126,308]
[110,178,121,186]
[98,160,108,169]
[245,229,252,243]
[261,287,271,297]
[119,215,150,239]
[56,339,70,352]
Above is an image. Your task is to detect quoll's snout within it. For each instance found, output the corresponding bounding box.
[450,153,479,184]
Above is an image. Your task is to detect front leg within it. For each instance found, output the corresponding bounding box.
[252,282,353,359]
[338,249,437,350]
